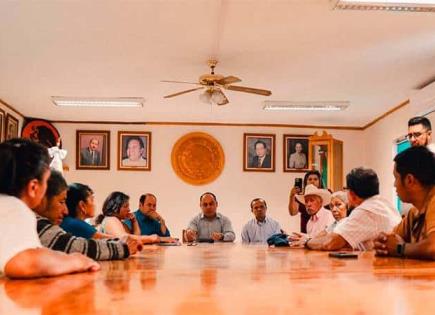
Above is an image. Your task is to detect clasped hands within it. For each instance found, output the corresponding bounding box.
[185,229,224,242]
[288,232,309,248]
[373,232,405,257]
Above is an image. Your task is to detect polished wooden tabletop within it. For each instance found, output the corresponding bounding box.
[2,243,435,315]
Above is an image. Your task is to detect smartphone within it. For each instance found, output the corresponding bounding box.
[157,242,181,246]
[329,252,358,259]
[294,178,303,190]
[197,238,214,243]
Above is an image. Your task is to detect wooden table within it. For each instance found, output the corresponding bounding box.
[2,243,435,315]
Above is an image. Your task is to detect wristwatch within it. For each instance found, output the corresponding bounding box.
[304,237,312,248]
[396,243,406,257]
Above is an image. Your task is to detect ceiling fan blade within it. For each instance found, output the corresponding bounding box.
[216,76,241,85]
[415,75,435,90]
[164,87,204,98]
[161,80,202,85]
[214,89,229,106]
[226,85,272,96]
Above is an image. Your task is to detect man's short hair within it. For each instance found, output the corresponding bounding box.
[408,116,432,130]
[394,146,435,187]
[250,198,267,209]
[127,136,145,149]
[254,140,267,149]
[89,138,99,144]
[346,167,379,199]
[46,169,68,200]
[200,192,217,203]
[139,193,156,204]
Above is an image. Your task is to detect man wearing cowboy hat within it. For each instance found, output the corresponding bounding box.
[292,167,401,251]
[294,184,334,237]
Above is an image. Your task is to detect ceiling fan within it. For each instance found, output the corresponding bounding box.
[162,59,272,106]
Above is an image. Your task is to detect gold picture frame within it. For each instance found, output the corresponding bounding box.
[243,133,275,172]
[76,130,110,170]
[117,131,152,171]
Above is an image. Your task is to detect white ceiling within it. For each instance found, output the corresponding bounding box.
[1,0,434,127]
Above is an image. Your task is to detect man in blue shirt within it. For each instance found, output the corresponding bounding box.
[241,198,281,244]
[124,193,170,237]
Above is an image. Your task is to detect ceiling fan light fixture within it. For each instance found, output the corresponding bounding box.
[263,101,349,111]
[211,90,227,105]
[199,90,212,104]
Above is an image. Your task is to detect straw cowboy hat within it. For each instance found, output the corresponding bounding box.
[295,184,331,206]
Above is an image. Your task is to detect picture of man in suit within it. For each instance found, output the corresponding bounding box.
[249,140,271,168]
[80,138,101,166]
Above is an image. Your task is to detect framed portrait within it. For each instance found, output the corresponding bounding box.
[283,134,310,172]
[5,113,19,141]
[21,119,61,148]
[117,131,151,171]
[243,133,275,172]
[76,130,110,170]
[0,109,4,142]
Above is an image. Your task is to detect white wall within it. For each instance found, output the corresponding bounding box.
[362,104,413,204]
[55,123,365,240]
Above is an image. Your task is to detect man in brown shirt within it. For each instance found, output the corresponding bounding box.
[374,146,435,259]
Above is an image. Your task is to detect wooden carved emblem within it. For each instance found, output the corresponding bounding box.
[171,132,225,185]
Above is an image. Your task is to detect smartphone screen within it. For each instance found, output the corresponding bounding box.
[294,178,303,190]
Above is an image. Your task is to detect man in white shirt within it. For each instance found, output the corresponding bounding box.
[295,167,401,251]
[294,184,334,237]
[241,198,281,244]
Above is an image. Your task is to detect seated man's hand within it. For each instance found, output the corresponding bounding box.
[288,232,307,242]
[374,232,404,257]
[289,239,306,248]
[211,232,224,241]
[374,232,388,256]
[160,236,178,243]
[185,229,197,242]
[147,210,163,221]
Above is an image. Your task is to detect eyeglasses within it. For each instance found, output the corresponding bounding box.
[407,130,428,140]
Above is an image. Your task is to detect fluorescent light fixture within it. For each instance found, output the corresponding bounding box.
[263,101,349,111]
[332,0,435,11]
[52,97,144,108]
